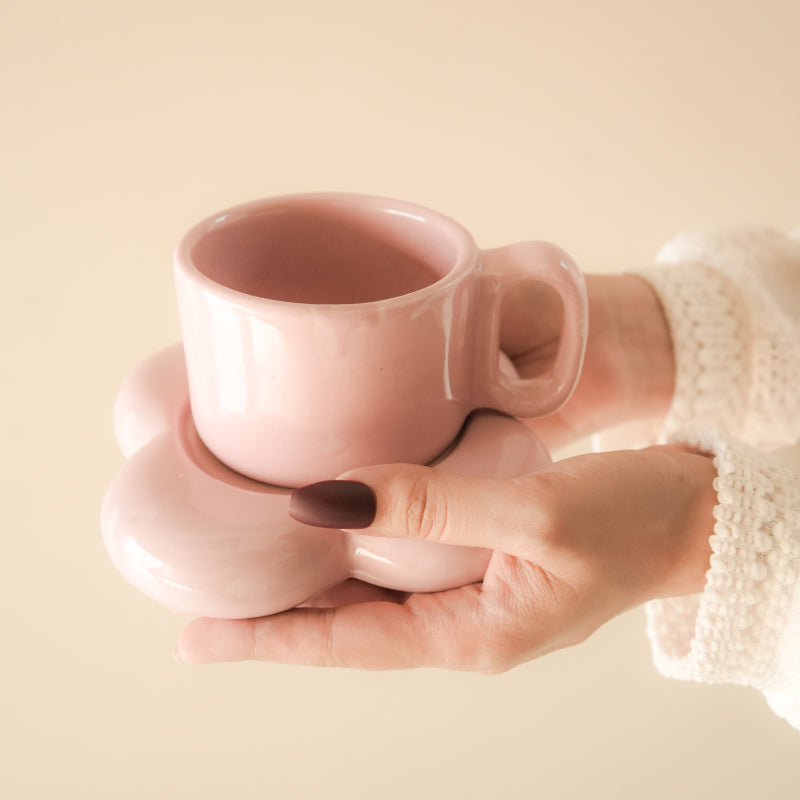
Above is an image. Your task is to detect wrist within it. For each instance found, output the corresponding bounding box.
[578,273,675,432]
[647,444,717,599]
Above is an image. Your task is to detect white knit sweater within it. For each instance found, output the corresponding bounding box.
[632,227,800,729]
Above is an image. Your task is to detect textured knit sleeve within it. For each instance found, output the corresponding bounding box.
[641,227,800,445]
[632,227,800,729]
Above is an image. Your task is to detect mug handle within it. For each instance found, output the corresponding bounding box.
[474,241,588,418]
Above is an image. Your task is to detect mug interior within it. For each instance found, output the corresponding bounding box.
[186,197,464,304]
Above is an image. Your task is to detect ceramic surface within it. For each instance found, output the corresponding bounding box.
[101,344,552,619]
[175,193,587,486]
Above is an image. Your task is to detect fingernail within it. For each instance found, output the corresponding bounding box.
[289,480,377,529]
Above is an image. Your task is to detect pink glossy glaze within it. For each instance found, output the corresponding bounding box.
[174,193,587,487]
[101,344,552,619]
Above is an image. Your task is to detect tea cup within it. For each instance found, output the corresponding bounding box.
[174,193,587,486]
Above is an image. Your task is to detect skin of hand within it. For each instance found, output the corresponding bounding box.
[175,273,718,668]
[500,273,677,451]
[175,446,716,669]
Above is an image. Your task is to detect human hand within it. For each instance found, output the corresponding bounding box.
[502,273,675,451]
[175,445,715,670]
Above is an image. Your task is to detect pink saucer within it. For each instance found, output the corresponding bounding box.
[101,344,551,619]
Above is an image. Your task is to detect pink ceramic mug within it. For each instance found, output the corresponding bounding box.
[174,193,587,487]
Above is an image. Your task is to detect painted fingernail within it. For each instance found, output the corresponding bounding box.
[289,480,377,529]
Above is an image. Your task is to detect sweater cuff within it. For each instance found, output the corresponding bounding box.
[631,261,752,437]
[632,225,800,448]
[646,428,800,688]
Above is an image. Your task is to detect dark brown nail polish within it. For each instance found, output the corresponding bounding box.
[289,480,377,529]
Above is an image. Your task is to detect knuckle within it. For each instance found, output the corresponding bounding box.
[476,654,515,676]
[391,470,448,542]
[467,634,524,676]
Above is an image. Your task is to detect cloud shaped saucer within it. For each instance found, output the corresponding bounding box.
[101,344,551,619]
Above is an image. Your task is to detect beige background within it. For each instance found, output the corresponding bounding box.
[3,0,798,797]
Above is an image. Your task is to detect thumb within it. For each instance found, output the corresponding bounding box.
[289,464,532,552]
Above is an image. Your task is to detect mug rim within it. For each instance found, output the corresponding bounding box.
[173,192,479,311]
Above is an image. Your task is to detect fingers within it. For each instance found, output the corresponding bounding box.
[290,464,540,556]
[290,449,717,601]
[498,280,564,370]
[176,586,484,670]
[175,553,587,670]
[176,449,716,671]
